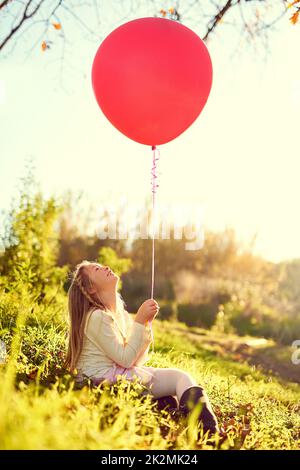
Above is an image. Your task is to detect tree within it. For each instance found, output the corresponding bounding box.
[0,1,291,69]
[98,246,132,291]
[287,0,300,24]
[56,189,128,268]
[0,161,68,300]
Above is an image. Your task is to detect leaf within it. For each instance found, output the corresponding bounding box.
[290,10,299,24]
[52,22,61,30]
[287,0,300,8]
[28,369,38,379]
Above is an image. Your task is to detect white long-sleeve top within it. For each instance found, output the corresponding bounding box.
[75,307,152,380]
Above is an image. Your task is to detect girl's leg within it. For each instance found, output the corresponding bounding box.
[143,366,198,402]
[141,366,219,436]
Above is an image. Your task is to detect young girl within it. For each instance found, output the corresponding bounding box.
[64,260,219,436]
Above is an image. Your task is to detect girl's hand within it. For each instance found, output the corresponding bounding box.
[135,299,160,324]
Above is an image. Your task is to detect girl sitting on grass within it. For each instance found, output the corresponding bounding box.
[64,260,219,436]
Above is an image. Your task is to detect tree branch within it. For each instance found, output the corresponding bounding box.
[0,0,11,10]
[203,0,239,42]
[0,0,44,51]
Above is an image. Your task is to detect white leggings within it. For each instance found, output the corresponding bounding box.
[141,366,198,402]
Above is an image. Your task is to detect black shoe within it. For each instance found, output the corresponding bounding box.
[179,386,219,437]
[151,395,179,439]
[153,395,179,413]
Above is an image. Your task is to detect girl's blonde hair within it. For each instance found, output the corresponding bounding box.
[64,259,126,374]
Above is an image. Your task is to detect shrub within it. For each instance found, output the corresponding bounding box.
[0,165,68,301]
[157,301,177,321]
[177,302,218,328]
[122,271,175,313]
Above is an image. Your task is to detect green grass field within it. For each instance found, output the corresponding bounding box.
[1,312,300,450]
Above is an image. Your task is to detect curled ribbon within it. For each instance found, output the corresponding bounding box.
[148,145,161,353]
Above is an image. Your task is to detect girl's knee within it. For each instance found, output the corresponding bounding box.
[173,368,195,382]
[146,367,196,387]
[183,371,196,382]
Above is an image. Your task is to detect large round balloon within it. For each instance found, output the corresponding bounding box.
[91,17,213,146]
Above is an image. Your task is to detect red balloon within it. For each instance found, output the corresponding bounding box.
[91,17,213,146]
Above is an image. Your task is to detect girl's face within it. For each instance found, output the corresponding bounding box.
[84,262,119,292]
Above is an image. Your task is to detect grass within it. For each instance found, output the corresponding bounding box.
[1,309,300,450]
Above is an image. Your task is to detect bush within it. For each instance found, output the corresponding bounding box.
[0,165,68,301]
[268,316,300,346]
[157,301,177,321]
[98,246,132,292]
[220,299,300,344]
[177,302,218,328]
[122,270,175,313]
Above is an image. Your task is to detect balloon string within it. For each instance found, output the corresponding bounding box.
[148,145,160,353]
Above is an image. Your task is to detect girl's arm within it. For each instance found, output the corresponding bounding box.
[134,342,151,366]
[85,309,152,368]
[123,310,153,366]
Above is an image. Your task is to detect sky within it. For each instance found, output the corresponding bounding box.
[0,1,300,263]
